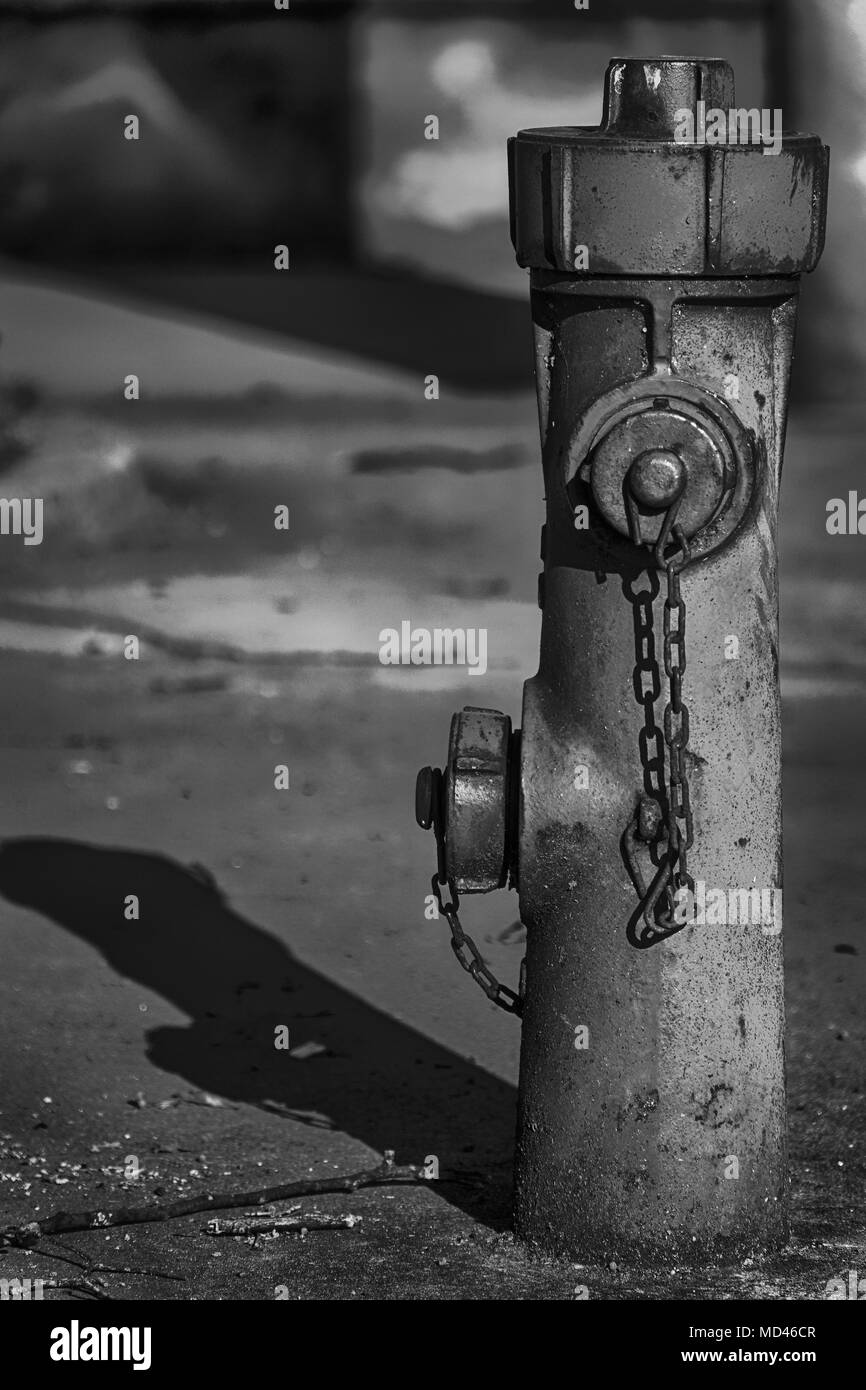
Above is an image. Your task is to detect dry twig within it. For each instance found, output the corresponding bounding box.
[206,1212,360,1237]
[1,1151,430,1249]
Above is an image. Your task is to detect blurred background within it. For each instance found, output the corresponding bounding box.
[0,0,862,1300]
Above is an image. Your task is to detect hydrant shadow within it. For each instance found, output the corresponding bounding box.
[0,836,515,1228]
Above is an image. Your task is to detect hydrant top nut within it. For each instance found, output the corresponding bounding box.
[628,450,687,510]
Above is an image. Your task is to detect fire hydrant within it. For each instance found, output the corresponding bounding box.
[416,57,828,1262]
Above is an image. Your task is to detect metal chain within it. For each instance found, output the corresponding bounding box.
[429,798,522,1015]
[430,875,523,1015]
[624,523,695,944]
[655,526,695,928]
[629,568,665,806]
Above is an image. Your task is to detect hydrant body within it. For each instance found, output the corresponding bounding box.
[418,58,828,1263]
[515,275,796,1260]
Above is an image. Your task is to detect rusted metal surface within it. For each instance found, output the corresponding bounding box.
[514,301,791,1257]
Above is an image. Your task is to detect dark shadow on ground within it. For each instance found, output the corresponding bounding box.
[0,837,516,1226]
[89,266,533,391]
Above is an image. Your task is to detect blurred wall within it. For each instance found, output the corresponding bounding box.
[0,0,849,400]
[785,0,865,401]
[0,0,769,276]
[0,5,354,263]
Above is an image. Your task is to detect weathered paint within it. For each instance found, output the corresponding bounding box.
[515,282,795,1261]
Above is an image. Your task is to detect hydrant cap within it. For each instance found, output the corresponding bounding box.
[508,56,829,276]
